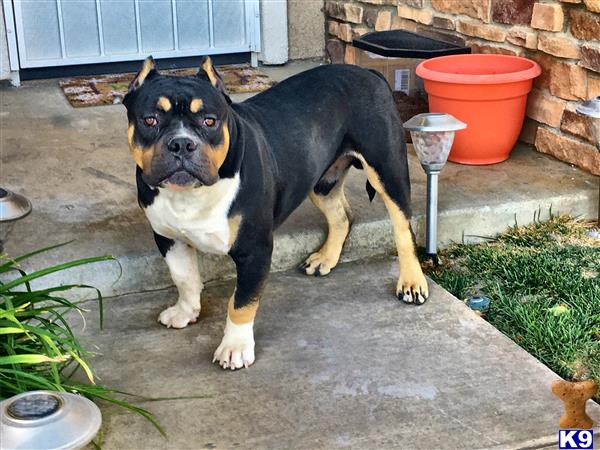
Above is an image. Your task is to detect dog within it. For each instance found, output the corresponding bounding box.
[123,56,429,370]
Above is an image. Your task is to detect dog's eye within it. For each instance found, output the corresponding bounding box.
[144,116,158,127]
[204,117,216,128]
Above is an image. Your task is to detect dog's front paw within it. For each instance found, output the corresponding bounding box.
[213,319,255,370]
[158,303,200,329]
[300,251,338,276]
[396,267,429,305]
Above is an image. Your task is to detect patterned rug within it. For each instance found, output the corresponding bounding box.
[59,64,275,108]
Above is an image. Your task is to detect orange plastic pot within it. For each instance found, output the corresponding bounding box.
[416,54,541,165]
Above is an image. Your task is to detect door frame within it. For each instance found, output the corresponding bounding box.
[6,0,261,69]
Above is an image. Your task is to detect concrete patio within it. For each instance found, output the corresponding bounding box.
[74,258,600,449]
[0,61,597,297]
[1,61,599,449]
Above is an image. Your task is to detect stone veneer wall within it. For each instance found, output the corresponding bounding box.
[324,0,600,175]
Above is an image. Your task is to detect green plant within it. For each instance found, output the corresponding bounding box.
[426,214,600,399]
[0,243,164,435]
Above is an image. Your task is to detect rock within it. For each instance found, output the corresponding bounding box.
[569,9,600,40]
[584,0,600,12]
[398,0,423,7]
[326,39,345,64]
[344,45,356,65]
[588,74,600,97]
[532,54,587,100]
[469,41,523,56]
[507,27,538,49]
[327,20,340,37]
[581,45,600,73]
[431,0,491,22]
[561,109,597,144]
[535,127,600,176]
[531,3,564,32]
[519,118,539,145]
[432,16,456,30]
[526,89,566,127]
[491,0,535,25]
[457,20,507,42]
[325,1,364,24]
[391,16,418,31]
[375,10,392,31]
[537,34,580,59]
[397,4,433,25]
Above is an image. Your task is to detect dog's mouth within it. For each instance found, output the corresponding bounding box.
[143,155,218,189]
[160,169,202,189]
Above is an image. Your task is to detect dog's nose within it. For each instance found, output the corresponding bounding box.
[168,137,197,154]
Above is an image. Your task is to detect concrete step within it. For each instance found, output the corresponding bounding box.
[3,143,597,298]
[1,64,598,297]
[73,258,600,449]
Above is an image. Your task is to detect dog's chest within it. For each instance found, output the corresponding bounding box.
[144,175,240,255]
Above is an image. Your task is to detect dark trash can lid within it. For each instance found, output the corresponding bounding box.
[352,30,471,59]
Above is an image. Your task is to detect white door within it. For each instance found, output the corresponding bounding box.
[11,0,260,68]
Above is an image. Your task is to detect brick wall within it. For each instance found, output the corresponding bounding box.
[324,0,600,175]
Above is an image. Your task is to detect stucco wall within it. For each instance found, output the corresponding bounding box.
[288,0,325,59]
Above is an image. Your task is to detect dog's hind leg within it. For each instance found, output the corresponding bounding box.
[301,155,353,276]
[353,153,429,305]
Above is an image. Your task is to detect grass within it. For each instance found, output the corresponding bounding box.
[425,214,600,398]
[0,243,165,437]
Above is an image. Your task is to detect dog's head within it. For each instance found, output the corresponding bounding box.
[123,56,232,189]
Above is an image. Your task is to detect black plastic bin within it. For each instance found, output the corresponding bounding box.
[352,30,470,96]
[352,30,470,139]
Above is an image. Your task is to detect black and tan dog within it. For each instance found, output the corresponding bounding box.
[123,56,429,370]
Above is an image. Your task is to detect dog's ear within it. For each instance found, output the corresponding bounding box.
[123,56,158,103]
[197,56,231,103]
[131,56,158,90]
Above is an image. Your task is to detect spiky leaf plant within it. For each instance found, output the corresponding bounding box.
[0,243,164,436]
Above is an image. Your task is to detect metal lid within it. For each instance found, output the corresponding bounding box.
[0,391,102,450]
[576,96,600,118]
[403,113,467,132]
[0,188,32,222]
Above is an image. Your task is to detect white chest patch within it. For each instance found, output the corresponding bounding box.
[144,174,240,255]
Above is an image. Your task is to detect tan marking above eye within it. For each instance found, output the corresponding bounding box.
[190,98,203,113]
[157,96,171,112]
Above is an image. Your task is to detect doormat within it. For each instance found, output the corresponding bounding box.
[59,64,276,108]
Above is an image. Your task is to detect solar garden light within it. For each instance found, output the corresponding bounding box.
[0,390,102,449]
[0,187,32,252]
[576,96,600,230]
[403,113,467,262]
